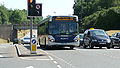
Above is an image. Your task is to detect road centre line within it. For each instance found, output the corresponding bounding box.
[48,52,77,68]
[40,49,62,68]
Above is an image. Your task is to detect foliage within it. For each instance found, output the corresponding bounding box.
[73,0,120,30]
[0,4,43,25]
[83,7,120,30]
[0,5,9,24]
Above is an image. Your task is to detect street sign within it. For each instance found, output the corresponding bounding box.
[31,38,37,54]
[32,39,36,44]
[32,44,36,51]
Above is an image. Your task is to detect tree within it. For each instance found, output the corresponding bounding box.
[73,0,120,18]
[73,0,120,30]
[0,5,9,24]
[83,7,120,30]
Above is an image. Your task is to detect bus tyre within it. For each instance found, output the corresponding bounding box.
[107,46,110,49]
[45,46,48,49]
[111,45,114,48]
[70,46,74,49]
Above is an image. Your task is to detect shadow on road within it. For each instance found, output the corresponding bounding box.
[37,46,75,51]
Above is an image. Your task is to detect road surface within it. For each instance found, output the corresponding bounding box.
[0,44,120,68]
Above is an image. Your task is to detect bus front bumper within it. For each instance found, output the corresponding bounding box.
[48,41,79,47]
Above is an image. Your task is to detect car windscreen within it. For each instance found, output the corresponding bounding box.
[79,34,83,39]
[90,30,108,36]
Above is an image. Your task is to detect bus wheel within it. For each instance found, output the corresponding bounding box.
[70,46,74,49]
[45,46,48,49]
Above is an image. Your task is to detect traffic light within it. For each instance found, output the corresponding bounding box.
[27,0,42,17]
[35,3,42,16]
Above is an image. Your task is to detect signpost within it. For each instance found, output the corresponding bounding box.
[31,38,37,54]
[27,0,42,54]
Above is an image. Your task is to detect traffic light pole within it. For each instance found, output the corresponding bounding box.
[30,17,33,54]
[30,17,37,54]
[28,0,41,54]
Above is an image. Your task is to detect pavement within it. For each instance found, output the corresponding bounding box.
[15,44,48,57]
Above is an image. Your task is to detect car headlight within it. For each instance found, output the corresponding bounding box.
[107,39,111,43]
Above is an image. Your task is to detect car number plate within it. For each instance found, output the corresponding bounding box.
[99,43,106,44]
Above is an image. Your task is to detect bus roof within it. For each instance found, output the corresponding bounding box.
[38,15,78,26]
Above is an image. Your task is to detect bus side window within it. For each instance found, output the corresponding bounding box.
[46,28,48,34]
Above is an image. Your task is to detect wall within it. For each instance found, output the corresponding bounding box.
[0,25,16,41]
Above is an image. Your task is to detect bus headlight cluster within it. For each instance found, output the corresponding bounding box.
[74,35,80,42]
[48,35,55,42]
[49,39,54,42]
[74,39,78,42]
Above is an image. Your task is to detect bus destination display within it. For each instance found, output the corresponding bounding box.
[52,16,76,21]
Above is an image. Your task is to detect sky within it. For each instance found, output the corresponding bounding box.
[0,0,74,18]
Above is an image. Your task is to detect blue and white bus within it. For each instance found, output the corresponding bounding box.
[38,15,80,49]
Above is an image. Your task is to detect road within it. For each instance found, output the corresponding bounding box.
[43,47,120,68]
[1,44,120,68]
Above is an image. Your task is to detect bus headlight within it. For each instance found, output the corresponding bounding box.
[74,35,80,42]
[48,38,55,42]
[48,35,55,42]
[50,39,54,42]
[74,39,78,42]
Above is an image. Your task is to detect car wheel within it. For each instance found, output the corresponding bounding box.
[83,42,87,48]
[89,43,94,49]
[83,38,91,48]
[99,46,102,49]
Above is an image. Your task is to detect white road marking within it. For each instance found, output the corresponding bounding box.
[53,61,58,64]
[49,53,77,68]
[0,55,4,57]
[40,49,62,68]
[57,65,62,68]
[48,56,54,60]
[26,66,34,68]
[20,57,50,60]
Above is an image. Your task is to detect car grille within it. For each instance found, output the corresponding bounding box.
[98,39,107,42]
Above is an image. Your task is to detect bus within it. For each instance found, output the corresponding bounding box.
[38,15,80,49]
